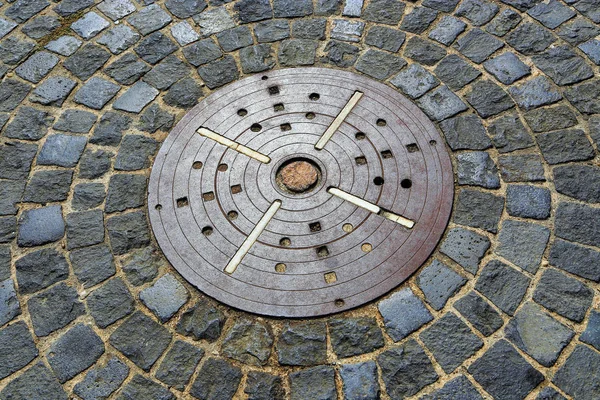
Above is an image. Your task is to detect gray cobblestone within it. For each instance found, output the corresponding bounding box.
[534,268,594,322]
[156,340,204,390]
[289,366,336,400]
[190,358,241,400]
[73,357,129,400]
[15,248,68,294]
[497,220,550,273]
[69,244,116,288]
[277,321,327,366]
[455,291,504,336]
[97,25,141,54]
[378,288,433,341]
[87,277,135,328]
[554,345,600,400]
[17,205,65,247]
[475,260,530,315]
[74,77,121,110]
[440,227,490,274]
[194,7,235,36]
[28,282,85,337]
[417,260,467,310]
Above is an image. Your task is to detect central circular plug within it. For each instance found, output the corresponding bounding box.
[276,159,320,193]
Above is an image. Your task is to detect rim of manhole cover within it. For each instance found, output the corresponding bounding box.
[148,67,454,317]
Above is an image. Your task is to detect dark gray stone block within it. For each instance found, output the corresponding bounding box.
[176,301,226,341]
[534,268,593,322]
[581,310,600,351]
[506,22,556,55]
[404,37,446,66]
[378,288,433,341]
[278,39,317,66]
[340,362,380,400]
[222,319,273,366]
[497,220,550,273]
[0,321,38,380]
[73,357,129,400]
[106,211,151,255]
[38,134,87,167]
[115,134,158,170]
[244,371,285,400]
[197,55,239,88]
[454,28,503,63]
[475,260,530,315]
[465,80,514,118]
[537,129,594,164]
[553,345,600,400]
[390,64,438,99]
[355,49,406,80]
[79,150,113,179]
[118,374,175,400]
[453,189,504,233]
[556,202,600,248]
[63,44,111,80]
[417,260,466,310]
[506,185,551,220]
[87,278,134,328]
[4,106,54,140]
[440,228,490,274]
[190,358,242,400]
[277,321,327,366]
[439,114,491,150]
[417,86,468,122]
[73,77,120,110]
[363,0,405,25]
[289,366,337,400]
[28,282,85,337]
[421,375,484,400]
[72,183,106,211]
[564,79,600,115]
[17,206,65,247]
[523,105,577,133]
[69,244,116,288]
[156,340,204,390]
[509,76,562,110]
[15,248,69,294]
[550,238,600,282]
[457,152,500,189]
[0,362,66,400]
[455,291,504,336]
[329,317,384,358]
[66,210,104,250]
[428,16,466,45]
[532,46,593,86]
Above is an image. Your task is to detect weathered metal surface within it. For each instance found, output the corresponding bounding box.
[148,68,454,317]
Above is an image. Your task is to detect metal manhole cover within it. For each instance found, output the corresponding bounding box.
[148,68,454,317]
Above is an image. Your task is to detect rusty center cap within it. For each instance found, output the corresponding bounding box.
[278,160,319,193]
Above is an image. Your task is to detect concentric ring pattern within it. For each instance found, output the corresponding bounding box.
[148,68,453,316]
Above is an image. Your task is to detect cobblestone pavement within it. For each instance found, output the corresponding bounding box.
[0,0,600,399]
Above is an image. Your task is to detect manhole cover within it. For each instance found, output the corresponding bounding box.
[148,68,453,317]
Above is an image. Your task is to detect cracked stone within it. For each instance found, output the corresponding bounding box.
[138,104,174,133]
[47,324,104,383]
[0,322,39,380]
[439,114,491,150]
[390,64,438,99]
[97,25,141,54]
[497,220,550,273]
[17,205,64,247]
[197,55,239,88]
[455,291,504,336]
[418,260,467,310]
[404,36,446,66]
[106,211,151,255]
[484,52,530,85]
[440,228,490,274]
[378,287,433,341]
[134,32,177,64]
[15,248,68,294]
[69,244,116,288]
[537,129,594,164]
[45,36,81,56]
[110,311,172,370]
[79,149,113,179]
[128,4,172,35]
[30,76,77,107]
[171,21,200,46]
[534,268,593,322]
[87,277,134,328]
[74,77,121,110]
[98,0,137,20]
[176,301,226,341]
[469,340,544,400]
[66,210,105,250]
[509,76,562,110]
[455,0,499,26]
[378,339,438,399]
[421,313,484,373]
[476,259,530,315]
[506,302,574,367]
[28,282,85,337]
[190,358,242,400]
[457,152,500,189]
[400,6,438,34]
[486,9,522,36]
[222,319,273,366]
[240,44,275,74]
[454,28,503,63]
[119,375,175,400]
[290,366,336,400]
[363,0,405,25]
[54,109,97,133]
[156,341,204,391]
[0,279,20,326]
[114,134,158,170]
[165,0,207,18]
[194,7,235,37]
[428,16,466,45]
[329,317,384,358]
[355,49,406,80]
[64,44,111,80]
[140,273,188,322]
[277,321,327,366]
[73,357,129,400]
[506,185,551,219]
[417,86,468,122]
[5,106,54,140]
[532,46,593,86]
[554,345,600,400]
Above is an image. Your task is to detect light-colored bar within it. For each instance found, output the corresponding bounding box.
[315,91,364,150]
[327,187,415,229]
[198,127,271,164]
[224,200,282,274]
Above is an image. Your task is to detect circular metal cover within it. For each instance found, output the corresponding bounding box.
[148,68,454,317]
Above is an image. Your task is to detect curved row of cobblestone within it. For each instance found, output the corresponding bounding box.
[1,0,600,399]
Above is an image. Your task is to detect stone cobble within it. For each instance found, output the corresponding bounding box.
[0,0,598,399]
